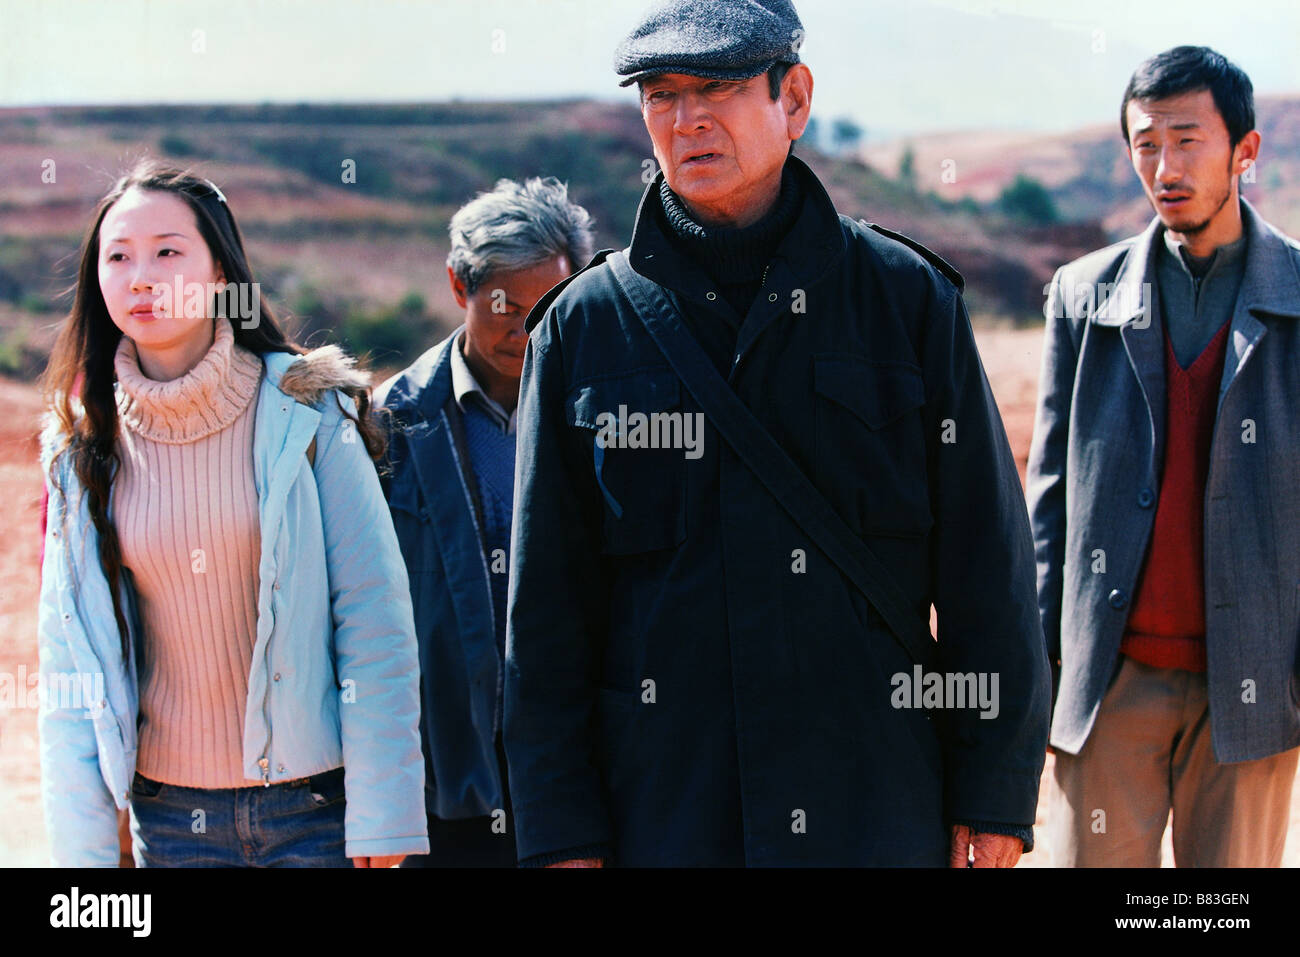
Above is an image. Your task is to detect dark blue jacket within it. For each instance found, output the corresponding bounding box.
[504,156,1051,866]
[375,330,505,821]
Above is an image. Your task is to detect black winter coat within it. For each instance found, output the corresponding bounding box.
[504,156,1050,866]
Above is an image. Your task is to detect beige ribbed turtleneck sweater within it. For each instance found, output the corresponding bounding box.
[114,319,266,789]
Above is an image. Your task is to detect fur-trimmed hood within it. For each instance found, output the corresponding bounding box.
[274,343,372,406]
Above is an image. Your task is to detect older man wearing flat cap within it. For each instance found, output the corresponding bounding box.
[503,0,1051,867]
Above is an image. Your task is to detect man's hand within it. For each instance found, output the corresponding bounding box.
[544,858,604,868]
[948,826,1022,868]
[352,854,406,868]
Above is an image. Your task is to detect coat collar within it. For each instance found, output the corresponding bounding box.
[627,153,847,295]
[372,329,460,426]
[1235,199,1300,320]
[626,154,847,365]
[1094,198,1300,326]
[254,350,322,506]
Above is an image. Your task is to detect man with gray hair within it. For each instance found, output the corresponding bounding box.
[375,176,594,866]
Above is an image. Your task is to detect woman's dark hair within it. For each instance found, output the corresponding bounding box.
[41,159,386,659]
[1120,45,1255,148]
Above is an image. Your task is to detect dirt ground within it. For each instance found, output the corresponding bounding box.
[0,375,51,867]
[1,327,1295,866]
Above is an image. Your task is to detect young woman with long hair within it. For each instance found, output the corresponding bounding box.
[37,160,428,867]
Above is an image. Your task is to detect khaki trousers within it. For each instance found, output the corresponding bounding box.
[1048,655,1298,867]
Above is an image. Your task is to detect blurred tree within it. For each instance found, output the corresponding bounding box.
[831,116,863,156]
[897,145,916,192]
[801,116,821,152]
[158,134,194,157]
[339,291,432,365]
[997,174,1059,224]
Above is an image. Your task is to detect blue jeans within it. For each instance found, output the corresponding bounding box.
[128,768,349,867]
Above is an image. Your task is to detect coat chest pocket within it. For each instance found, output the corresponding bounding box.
[565,368,688,555]
[813,354,933,538]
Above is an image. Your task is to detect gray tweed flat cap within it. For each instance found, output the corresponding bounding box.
[614,0,804,88]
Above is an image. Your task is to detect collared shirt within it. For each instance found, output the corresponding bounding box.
[450,329,517,434]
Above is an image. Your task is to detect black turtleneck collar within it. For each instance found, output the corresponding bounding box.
[657,162,803,285]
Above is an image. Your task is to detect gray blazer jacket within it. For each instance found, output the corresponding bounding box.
[1027,198,1300,763]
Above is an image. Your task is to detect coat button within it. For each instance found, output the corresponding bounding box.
[273,673,281,682]
[277,763,286,773]
[705,291,717,301]
[1108,588,1128,609]
[1138,488,1155,508]
[768,292,778,302]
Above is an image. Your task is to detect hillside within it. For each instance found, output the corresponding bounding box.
[863,94,1300,240]
[0,101,1109,380]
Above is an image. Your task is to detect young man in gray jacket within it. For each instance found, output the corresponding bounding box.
[1029,46,1300,866]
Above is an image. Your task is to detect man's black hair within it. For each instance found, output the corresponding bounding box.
[766,61,793,100]
[1120,45,1254,147]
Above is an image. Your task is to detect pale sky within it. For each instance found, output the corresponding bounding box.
[3,0,1298,136]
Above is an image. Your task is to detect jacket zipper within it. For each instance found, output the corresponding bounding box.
[258,495,292,786]
[255,400,311,786]
[256,405,273,786]
[257,571,274,786]
[259,664,273,786]
[256,410,299,787]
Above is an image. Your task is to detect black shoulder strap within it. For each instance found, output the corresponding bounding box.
[862,222,965,292]
[606,249,935,668]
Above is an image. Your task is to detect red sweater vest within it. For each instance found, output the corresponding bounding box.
[1121,318,1232,672]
